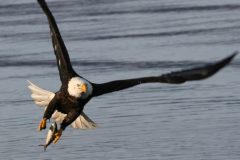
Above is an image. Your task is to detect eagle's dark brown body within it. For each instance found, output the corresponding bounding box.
[44,88,92,130]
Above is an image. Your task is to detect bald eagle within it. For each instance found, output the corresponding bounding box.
[29,0,237,144]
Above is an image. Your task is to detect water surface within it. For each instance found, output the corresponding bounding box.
[0,0,240,159]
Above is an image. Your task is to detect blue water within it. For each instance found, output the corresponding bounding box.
[0,0,240,159]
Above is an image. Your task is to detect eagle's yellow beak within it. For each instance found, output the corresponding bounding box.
[81,84,87,93]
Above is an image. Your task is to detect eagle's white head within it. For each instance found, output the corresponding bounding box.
[67,77,93,99]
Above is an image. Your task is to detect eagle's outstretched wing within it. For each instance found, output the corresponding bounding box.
[37,0,78,83]
[92,52,237,97]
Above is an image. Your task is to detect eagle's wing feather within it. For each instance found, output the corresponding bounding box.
[37,0,78,83]
[92,52,237,97]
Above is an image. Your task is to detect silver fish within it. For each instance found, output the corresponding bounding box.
[39,122,58,151]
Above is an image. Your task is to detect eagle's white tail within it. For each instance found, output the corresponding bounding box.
[27,80,98,129]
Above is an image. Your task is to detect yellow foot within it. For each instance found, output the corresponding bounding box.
[38,118,47,131]
[53,129,63,144]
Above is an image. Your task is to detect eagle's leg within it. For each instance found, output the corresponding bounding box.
[39,96,58,131]
[53,109,81,143]
[38,118,47,131]
[53,129,63,144]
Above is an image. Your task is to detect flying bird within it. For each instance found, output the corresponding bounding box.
[29,0,237,144]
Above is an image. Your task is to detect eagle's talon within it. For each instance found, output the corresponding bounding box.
[53,129,63,144]
[38,118,47,131]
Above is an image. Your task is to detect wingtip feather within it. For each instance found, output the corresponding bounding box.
[217,51,238,68]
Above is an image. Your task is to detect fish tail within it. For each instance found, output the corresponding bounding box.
[38,144,47,151]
